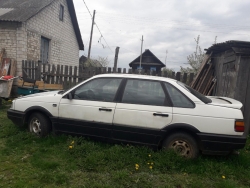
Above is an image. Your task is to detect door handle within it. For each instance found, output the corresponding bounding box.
[99,108,112,112]
[153,113,169,117]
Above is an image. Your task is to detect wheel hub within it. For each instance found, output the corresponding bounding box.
[171,140,191,156]
[30,118,41,135]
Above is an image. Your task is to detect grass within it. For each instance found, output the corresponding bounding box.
[0,101,250,188]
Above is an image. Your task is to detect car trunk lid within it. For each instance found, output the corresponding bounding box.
[206,96,243,109]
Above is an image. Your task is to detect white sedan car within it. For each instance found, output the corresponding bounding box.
[7,74,246,158]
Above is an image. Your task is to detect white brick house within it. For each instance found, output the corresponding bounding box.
[0,0,84,77]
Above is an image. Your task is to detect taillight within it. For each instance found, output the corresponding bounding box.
[235,120,244,132]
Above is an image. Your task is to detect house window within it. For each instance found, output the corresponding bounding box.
[59,4,64,21]
[40,37,50,64]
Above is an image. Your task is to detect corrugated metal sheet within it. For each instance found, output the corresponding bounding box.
[0,0,54,22]
[205,40,250,54]
[0,8,14,17]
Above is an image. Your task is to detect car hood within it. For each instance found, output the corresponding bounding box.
[18,91,61,99]
[206,96,243,109]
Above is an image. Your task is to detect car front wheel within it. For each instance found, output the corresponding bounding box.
[163,132,199,159]
[28,113,51,137]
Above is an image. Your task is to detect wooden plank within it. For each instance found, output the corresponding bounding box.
[69,66,73,88]
[28,60,31,78]
[108,67,111,73]
[123,68,126,73]
[56,65,60,84]
[195,67,207,91]
[35,62,41,80]
[182,73,187,84]
[63,65,68,90]
[47,64,51,84]
[73,66,77,86]
[191,53,212,88]
[128,69,132,74]
[203,75,213,95]
[9,60,17,76]
[224,50,235,57]
[207,79,217,96]
[176,72,181,81]
[224,56,236,63]
[0,58,11,77]
[189,73,194,85]
[171,72,175,79]
[200,70,213,94]
[113,67,116,73]
[51,64,56,84]
[197,63,212,91]
[60,65,63,84]
[118,68,121,73]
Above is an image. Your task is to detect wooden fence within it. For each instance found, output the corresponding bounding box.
[22,60,194,89]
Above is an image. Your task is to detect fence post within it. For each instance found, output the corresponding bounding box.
[182,73,187,84]
[176,72,181,81]
[189,73,194,86]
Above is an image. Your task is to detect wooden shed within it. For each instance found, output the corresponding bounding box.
[129,49,165,73]
[205,40,250,134]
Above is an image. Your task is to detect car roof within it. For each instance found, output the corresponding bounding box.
[93,73,178,83]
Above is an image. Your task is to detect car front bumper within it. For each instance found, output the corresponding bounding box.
[198,133,247,155]
[7,109,25,127]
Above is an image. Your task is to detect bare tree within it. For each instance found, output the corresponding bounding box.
[180,35,205,75]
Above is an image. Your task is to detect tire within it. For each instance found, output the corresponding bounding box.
[163,132,199,159]
[28,113,51,137]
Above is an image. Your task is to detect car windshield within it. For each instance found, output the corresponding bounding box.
[177,81,212,104]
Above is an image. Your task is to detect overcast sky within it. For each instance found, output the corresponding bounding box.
[73,0,250,71]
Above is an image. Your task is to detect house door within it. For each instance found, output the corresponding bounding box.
[40,37,50,63]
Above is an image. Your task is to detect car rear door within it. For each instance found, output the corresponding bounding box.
[56,77,122,139]
[112,78,173,146]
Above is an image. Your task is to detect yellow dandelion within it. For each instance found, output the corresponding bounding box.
[135,167,139,170]
[71,141,75,145]
[135,164,139,168]
[69,145,73,149]
[222,176,226,179]
[149,166,153,169]
[147,162,150,165]
[148,154,151,157]
[151,162,154,165]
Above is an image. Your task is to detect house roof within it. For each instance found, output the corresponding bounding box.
[129,49,165,68]
[0,0,84,50]
[205,40,250,54]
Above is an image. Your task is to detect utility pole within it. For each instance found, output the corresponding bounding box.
[165,50,168,67]
[113,46,120,72]
[139,35,143,73]
[88,10,96,59]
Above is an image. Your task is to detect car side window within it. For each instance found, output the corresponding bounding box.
[73,78,122,102]
[122,79,166,106]
[164,83,194,108]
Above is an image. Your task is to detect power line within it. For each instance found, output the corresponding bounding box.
[82,0,113,53]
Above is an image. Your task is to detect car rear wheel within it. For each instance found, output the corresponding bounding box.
[28,113,51,137]
[163,132,199,159]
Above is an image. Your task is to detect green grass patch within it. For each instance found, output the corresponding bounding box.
[0,103,250,187]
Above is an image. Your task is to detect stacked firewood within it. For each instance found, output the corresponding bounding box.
[191,53,216,95]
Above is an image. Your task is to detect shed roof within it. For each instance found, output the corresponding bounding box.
[205,40,250,54]
[129,49,165,67]
[0,0,84,50]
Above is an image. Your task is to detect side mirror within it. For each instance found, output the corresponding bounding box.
[67,92,73,100]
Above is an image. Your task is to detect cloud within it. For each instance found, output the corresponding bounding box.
[75,0,250,71]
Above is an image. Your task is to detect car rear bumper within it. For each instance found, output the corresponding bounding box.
[7,109,25,126]
[198,133,247,155]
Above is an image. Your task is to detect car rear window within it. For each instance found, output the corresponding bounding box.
[177,81,212,104]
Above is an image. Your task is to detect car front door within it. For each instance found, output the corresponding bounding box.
[56,77,122,139]
[112,78,173,146]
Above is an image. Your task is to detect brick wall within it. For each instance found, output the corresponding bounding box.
[0,21,27,77]
[0,21,18,60]
[25,0,80,66]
